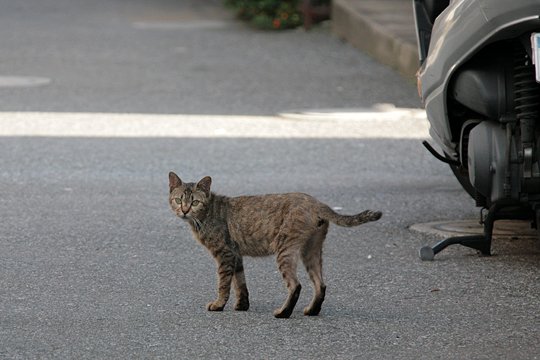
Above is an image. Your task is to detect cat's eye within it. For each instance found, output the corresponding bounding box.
[192,200,200,206]
[174,198,182,205]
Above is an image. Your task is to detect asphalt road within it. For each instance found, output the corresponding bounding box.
[1,0,539,359]
[0,0,417,114]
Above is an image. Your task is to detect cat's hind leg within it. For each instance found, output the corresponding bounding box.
[301,221,328,316]
[274,245,302,319]
[232,256,250,311]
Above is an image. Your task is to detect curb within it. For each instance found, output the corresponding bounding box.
[331,0,419,80]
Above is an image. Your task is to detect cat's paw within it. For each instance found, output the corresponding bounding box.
[206,301,225,311]
[303,305,322,316]
[273,308,293,319]
[234,299,250,311]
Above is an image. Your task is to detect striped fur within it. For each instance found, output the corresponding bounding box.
[168,172,382,318]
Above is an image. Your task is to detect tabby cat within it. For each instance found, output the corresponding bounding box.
[168,172,382,318]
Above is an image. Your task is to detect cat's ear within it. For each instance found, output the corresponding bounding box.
[169,172,182,193]
[196,176,212,197]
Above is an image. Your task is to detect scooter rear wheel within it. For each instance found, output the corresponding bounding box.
[448,163,476,200]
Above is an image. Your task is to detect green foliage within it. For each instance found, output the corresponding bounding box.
[225,0,303,30]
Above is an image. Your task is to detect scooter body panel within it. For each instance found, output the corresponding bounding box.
[418,0,540,158]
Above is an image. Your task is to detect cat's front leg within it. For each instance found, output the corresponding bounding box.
[232,256,249,311]
[207,252,235,311]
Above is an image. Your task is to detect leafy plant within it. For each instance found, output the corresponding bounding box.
[225,0,303,30]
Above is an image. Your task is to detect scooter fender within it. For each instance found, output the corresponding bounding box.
[418,0,540,158]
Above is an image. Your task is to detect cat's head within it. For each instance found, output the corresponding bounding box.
[168,172,212,221]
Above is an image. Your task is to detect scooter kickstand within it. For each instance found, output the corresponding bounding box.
[419,234,491,261]
[419,204,497,261]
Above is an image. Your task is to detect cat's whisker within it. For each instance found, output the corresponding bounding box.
[192,217,203,232]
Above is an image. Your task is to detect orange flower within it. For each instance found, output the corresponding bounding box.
[272,18,281,29]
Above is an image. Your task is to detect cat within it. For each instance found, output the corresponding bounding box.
[168,172,382,318]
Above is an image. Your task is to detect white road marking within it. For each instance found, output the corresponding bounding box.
[0,108,429,139]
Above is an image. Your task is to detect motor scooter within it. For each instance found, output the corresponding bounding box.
[413,0,540,260]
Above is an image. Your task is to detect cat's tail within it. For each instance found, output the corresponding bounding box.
[321,207,382,227]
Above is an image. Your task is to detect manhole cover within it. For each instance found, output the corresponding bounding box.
[0,76,51,88]
[410,219,537,239]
